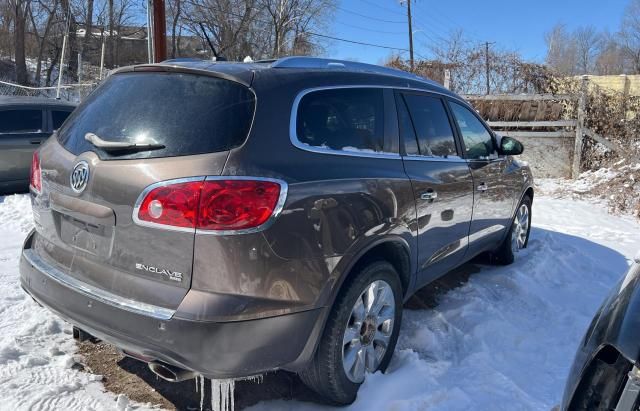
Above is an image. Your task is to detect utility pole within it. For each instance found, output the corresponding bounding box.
[146,0,154,63]
[406,0,414,71]
[151,0,167,62]
[484,41,493,95]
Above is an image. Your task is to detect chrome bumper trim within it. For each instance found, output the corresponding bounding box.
[23,249,175,320]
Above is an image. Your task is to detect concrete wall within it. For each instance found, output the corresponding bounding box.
[581,74,640,96]
[503,134,575,179]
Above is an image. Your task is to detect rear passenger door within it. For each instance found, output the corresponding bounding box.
[447,100,518,255]
[0,108,47,185]
[396,91,474,286]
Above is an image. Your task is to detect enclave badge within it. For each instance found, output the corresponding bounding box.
[135,263,183,282]
[70,161,90,193]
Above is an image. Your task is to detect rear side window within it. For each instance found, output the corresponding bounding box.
[0,109,43,134]
[296,88,385,153]
[402,94,458,158]
[52,110,72,130]
[57,72,255,159]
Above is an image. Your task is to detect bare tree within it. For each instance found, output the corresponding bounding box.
[258,0,334,57]
[28,0,59,84]
[595,31,625,75]
[544,23,578,75]
[10,0,30,84]
[621,0,640,73]
[575,25,601,74]
[167,0,181,58]
[182,0,257,60]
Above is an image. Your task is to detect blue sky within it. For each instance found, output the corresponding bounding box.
[328,0,630,64]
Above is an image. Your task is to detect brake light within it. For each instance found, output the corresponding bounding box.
[30,151,42,193]
[137,181,202,229]
[135,178,284,232]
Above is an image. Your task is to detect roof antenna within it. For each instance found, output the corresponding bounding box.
[199,22,226,61]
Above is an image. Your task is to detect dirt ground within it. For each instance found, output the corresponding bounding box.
[77,262,481,410]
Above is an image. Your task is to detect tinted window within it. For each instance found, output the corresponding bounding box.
[449,101,496,160]
[296,88,384,153]
[58,72,255,160]
[0,110,43,133]
[403,94,458,158]
[397,95,419,155]
[52,110,72,130]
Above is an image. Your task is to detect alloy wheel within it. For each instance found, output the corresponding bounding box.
[342,280,396,383]
[511,203,530,252]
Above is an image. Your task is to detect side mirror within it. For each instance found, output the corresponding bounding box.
[499,136,524,156]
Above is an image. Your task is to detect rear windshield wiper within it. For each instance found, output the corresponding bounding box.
[85,132,165,152]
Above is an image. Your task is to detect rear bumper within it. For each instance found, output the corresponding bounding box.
[20,230,324,379]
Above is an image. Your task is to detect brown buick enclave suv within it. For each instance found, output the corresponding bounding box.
[20,57,533,404]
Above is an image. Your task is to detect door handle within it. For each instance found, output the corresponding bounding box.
[30,140,41,145]
[477,183,489,192]
[420,191,438,201]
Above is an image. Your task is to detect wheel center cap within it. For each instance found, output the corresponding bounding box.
[360,315,377,345]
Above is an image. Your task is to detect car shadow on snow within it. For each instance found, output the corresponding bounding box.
[79,227,631,410]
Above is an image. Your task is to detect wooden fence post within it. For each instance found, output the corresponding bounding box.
[572,76,588,179]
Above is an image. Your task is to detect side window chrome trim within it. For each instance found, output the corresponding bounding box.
[402,155,467,163]
[290,85,469,160]
[289,86,401,160]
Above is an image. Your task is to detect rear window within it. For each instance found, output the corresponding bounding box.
[57,72,255,159]
[0,109,43,134]
[296,88,385,153]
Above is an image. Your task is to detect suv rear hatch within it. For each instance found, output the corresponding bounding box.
[30,68,255,311]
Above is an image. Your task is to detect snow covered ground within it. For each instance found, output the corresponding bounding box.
[0,191,638,410]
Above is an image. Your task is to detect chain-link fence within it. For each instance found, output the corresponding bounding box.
[0,78,98,103]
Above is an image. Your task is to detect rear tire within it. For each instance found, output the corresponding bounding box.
[300,260,403,405]
[491,195,532,265]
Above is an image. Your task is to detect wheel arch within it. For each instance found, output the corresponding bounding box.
[565,344,631,410]
[341,238,414,300]
[286,236,415,373]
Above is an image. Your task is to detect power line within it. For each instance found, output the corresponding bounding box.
[307,32,411,52]
[336,6,405,24]
[334,20,406,35]
[179,2,430,60]
[355,0,407,17]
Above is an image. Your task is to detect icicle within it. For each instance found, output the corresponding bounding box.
[195,375,199,393]
[210,379,236,411]
[199,375,205,411]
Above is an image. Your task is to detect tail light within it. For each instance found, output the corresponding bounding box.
[30,151,42,193]
[134,178,286,233]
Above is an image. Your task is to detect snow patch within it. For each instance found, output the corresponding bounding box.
[0,191,639,410]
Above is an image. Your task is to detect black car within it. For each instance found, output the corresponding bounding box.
[562,252,640,410]
[0,96,75,193]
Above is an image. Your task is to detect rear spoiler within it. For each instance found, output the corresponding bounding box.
[111,63,254,88]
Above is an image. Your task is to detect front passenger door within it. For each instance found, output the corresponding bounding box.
[397,92,474,286]
[448,100,517,255]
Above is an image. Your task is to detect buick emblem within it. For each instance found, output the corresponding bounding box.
[70,161,90,193]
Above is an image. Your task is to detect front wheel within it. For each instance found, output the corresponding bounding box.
[491,195,532,265]
[300,260,403,405]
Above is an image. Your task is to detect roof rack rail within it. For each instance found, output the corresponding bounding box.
[270,56,429,83]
